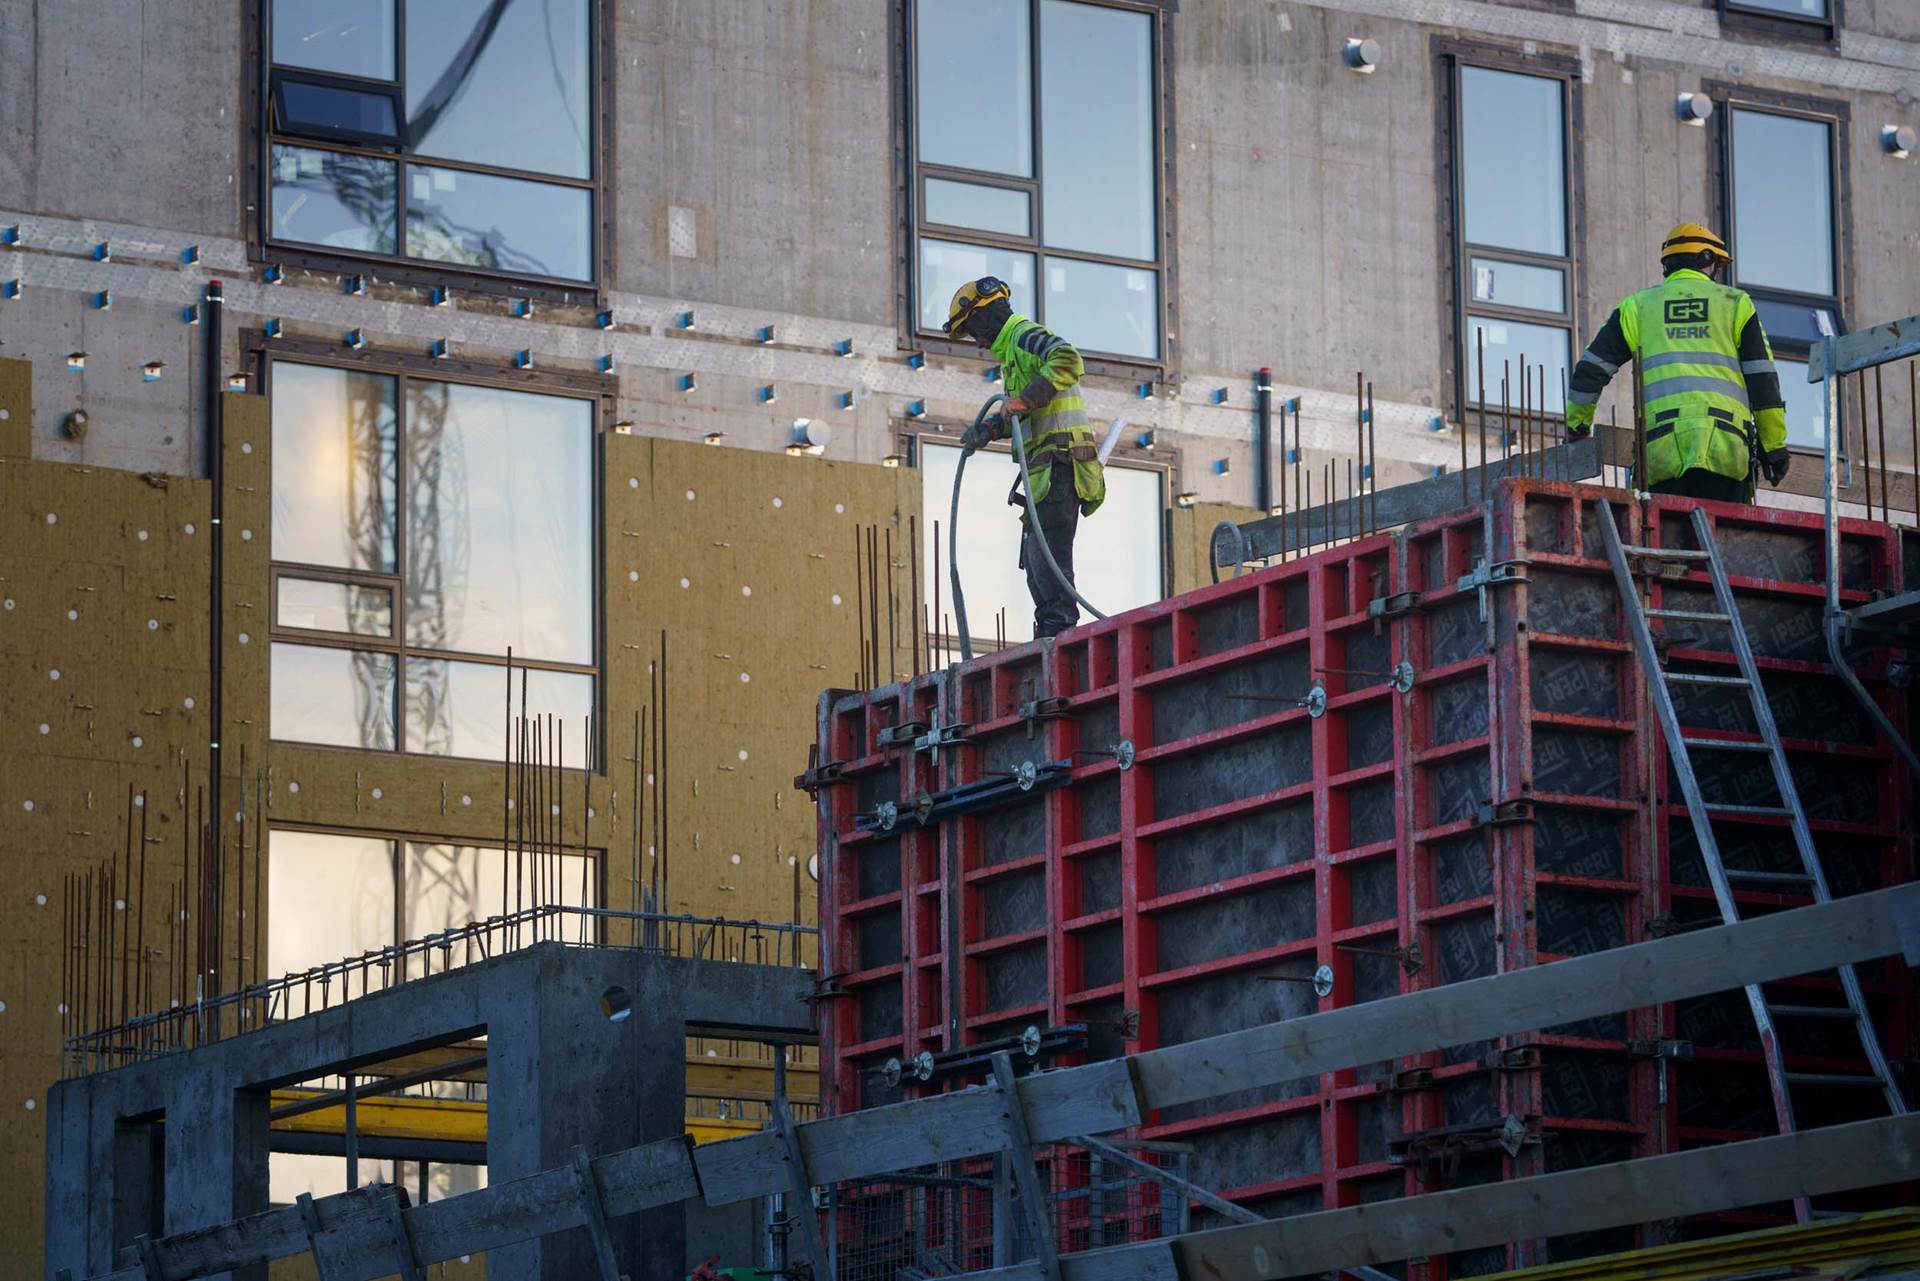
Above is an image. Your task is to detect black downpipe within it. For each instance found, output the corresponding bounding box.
[204,280,223,1002]
[1255,366,1273,514]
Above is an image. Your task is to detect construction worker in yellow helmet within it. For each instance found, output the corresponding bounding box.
[1565,223,1789,502]
[945,277,1106,639]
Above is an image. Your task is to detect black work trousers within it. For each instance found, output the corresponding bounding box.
[1650,468,1749,504]
[1019,462,1081,639]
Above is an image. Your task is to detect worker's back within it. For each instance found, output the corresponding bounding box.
[1617,268,1762,490]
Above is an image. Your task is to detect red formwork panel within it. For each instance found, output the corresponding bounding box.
[809,478,1915,1278]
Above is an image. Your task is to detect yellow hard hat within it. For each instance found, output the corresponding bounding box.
[1662,222,1731,265]
[944,276,1011,340]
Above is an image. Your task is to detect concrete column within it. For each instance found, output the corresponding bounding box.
[164,1062,270,1281]
[43,1076,114,1280]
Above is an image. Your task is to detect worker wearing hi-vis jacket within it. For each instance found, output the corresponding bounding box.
[1565,223,1790,501]
[946,277,1107,639]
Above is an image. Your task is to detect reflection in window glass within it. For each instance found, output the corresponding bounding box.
[271,643,398,749]
[405,0,591,180]
[270,145,398,254]
[1731,0,1828,16]
[404,661,594,759]
[266,830,395,979]
[276,79,402,146]
[402,381,594,662]
[1776,357,1831,449]
[1465,316,1570,414]
[1040,0,1154,261]
[1732,110,1834,298]
[925,179,1031,238]
[918,240,1035,335]
[916,0,1032,177]
[920,442,1161,644]
[425,1162,488,1203]
[1470,258,1565,313]
[406,842,596,937]
[1460,68,1565,256]
[405,165,592,281]
[272,0,395,79]
[271,362,398,572]
[277,577,394,637]
[1043,257,1158,360]
[269,1153,399,1207]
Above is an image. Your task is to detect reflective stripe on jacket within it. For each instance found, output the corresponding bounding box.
[1565,269,1787,489]
[989,314,1106,516]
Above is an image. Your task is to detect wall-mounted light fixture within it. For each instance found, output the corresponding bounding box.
[1343,38,1380,74]
[1676,93,1714,126]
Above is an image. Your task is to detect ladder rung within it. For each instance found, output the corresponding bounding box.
[1724,868,1813,883]
[1648,608,1731,623]
[1680,737,1773,753]
[1704,803,1792,816]
[1767,1004,1860,1021]
[1785,1072,1886,1088]
[1664,671,1750,686]
[1622,544,1712,560]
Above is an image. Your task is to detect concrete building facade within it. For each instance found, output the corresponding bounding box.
[2,0,1917,1273]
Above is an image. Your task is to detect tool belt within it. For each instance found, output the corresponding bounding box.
[1024,441,1099,469]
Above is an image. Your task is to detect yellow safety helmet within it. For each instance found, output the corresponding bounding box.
[944,276,1011,340]
[1662,222,1732,265]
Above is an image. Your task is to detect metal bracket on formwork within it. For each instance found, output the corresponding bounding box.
[1385,1066,1436,1094]
[1305,683,1327,717]
[1260,962,1335,998]
[906,1024,1087,1087]
[567,1146,624,1281]
[1476,799,1534,829]
[1482,1046,1539,1075]
[880,1049,936,1087]
[874,720,929,749]
[377,1186,425,1281]
[1367,590,1424,622]
[1390,1114,1541,1173]
[792,746,846,796]
[1458,558,1529,621]
[1072,739,1135,770]
[1336,937,1423,975]
[991,1052,1064,1281]
[806,971,852,1007]
[773,1098,831,1281]
[1628,1038,1695,1061]
[134,1233,167,1280]
[912,710,972,764]
[1017,695,1071,739]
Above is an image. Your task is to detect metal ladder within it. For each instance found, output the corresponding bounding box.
[1597,501,1907,1141]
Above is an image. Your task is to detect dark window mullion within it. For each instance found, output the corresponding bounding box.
[394,370,410,755]
[1029,0,1045,327]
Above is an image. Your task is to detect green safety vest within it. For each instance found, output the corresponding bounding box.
[1618,271,1764,489]
[989,314,1106,516]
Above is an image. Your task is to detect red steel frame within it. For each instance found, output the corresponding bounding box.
[811,478,1915,1277]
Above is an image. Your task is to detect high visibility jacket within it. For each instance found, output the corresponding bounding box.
[1565,269,1787,490]
[989,314,1106,516]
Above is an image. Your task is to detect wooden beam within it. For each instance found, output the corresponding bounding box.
[940,1114,1920,1281]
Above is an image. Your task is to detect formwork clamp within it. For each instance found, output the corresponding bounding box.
[1476,799,1535,829]
[1367,590,1424,622]
[792,745,845,796]
[1628,1038,1694,1061]
[874,720,928,749]
[1457,558,1529,619]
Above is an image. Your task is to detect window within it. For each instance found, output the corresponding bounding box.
[916,438,1164,653]
[264,0,597,284]
[908,0,1165,362]
[271,1154,485,1208]
[1720,0,1836,40]
[269,360,596,759]
[267,829,598,980]
[1723,102,1845,449]
[1447,60,1577,417]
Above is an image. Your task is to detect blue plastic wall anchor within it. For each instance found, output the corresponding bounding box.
[1430,415,1447,432]
[344,275,367,296]
[1135,430,1155,450]
[906,352,926,370]
[181,245,200,265]
[142,362,165,383]
[1433,464,1450,478]
[2,280,22,301]
[1285,448,1300,464]
[1287,396,1301,413]
[1361,463,1373,479]
[1360,406,1372,423]
[834,339,854,358]
[344,328,366,350]
[676,310,695,330]
[759,385,777,403]
[597,310,615,329]
[511,298,535,319]
[429,339,449,360]
[514,350,535,369]
[1136,382,1152,399]
[92,242,111,262]
[598,354,616,375]
[66,353,86,371]
[677,373,697,392]
[181,303,199,325]
[430,286,450,307]
[92,290,112,310]
[264,318,284,339]
[907,399,927,419]
[1210,387,1228,405]
[1213,458,1232,476]
[264,264,284,284]
[757,325,777,344]
[1,225,19,245]
[839,391,856,409]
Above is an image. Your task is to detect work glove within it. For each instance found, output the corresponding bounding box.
[1760,448,1791,486]
[959,423,993,454]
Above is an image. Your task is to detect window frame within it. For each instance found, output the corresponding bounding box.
[1707,83,1852,456]
[902,420,1172,656]
[1434,39,1587,426]
[894,0,1179,375]
[256,336,608,764]
[1719,0,1841,46]
[266,821,607,972]
[245,0,615,301]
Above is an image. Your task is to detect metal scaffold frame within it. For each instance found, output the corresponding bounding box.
[61,881,1920,1281]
